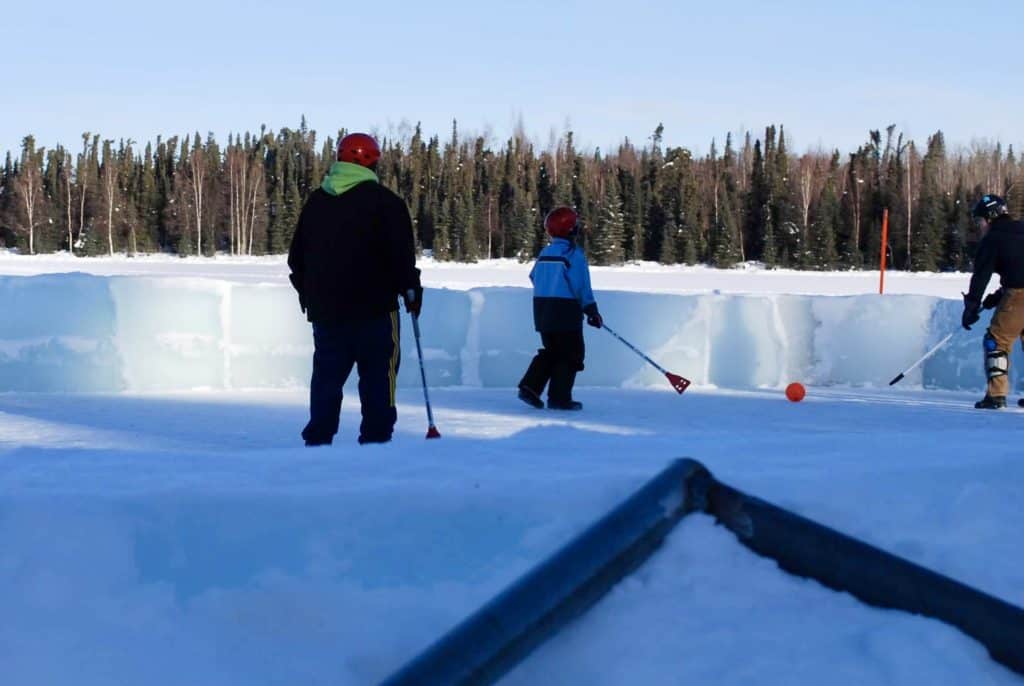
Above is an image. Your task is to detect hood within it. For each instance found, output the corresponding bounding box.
[321,161,378,196]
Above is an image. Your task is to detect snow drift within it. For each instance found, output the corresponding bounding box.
[1,274,1015,393]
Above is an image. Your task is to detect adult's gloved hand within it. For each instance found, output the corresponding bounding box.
[982,288,1004,310]
[583,304,603,328]
[404,286,423,318]
[962,294,981,330]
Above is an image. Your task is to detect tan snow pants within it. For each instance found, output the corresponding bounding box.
[986,288,1024,398]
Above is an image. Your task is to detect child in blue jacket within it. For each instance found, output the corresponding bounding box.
[518,207,603,410]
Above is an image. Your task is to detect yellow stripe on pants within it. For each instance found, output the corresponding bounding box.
[388,311,399,406]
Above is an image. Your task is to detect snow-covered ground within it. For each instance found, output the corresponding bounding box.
[2,387,1022,685]
[2,255,1022,685]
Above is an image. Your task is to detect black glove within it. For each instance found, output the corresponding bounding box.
[583,303,603,328]
[962,294,981,330]
[404,286,423,318]
[982,288,1004,310]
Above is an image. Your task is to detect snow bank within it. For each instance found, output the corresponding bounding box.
[2,274,1016,393]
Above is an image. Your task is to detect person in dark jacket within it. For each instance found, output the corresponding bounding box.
[517,207,602,410]
[288,132,422,444]
[961,193,1024,409]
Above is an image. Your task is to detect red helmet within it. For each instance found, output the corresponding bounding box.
[337,132,381,168]
[544,206,579,238]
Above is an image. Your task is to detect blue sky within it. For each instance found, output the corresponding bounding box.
[4,0,1023,158]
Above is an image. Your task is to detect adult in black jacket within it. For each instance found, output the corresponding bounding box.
[288,133,422,444]
[961,194,1024,409]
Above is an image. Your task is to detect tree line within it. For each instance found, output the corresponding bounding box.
[1,118,1020,271]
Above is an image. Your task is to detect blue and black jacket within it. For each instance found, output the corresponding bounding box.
[530,238,597,332]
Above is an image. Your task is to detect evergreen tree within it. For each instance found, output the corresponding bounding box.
[264,141,286,253]
[808,153,840,270]
[708,137,742,267]
[943,182,971,271]
[712,190,741,267]
[910,132,947,271]
[658,218,677,264]
[616,149,643,261]
[746,137,773,264]
[0,152,14,247]
[554,132,574,206]
[772,126,800,265]
[433,194,452,260]
[641,124,666,261]
[44,146,72,253]
[472,136,496,258]
[589,169,625,265]
[138,142,160,251]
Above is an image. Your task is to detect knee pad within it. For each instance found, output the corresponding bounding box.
[984,333,1008,379]
[986,351,1008,379]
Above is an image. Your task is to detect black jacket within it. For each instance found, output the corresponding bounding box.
[966,216,1024,303]
[287,182,421,322]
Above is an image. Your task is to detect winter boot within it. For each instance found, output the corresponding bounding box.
[975,395,1007,410]
[1018,398,1024,408]
[517,385,544,409]
[547,399,583,411]
[547,365,580,411]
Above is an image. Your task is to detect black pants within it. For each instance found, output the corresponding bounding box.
[519,330,585,404]
[303,312,400,445]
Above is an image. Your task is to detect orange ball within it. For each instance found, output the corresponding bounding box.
[785,382,806,402]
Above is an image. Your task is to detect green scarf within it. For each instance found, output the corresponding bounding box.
[321,161,378,196]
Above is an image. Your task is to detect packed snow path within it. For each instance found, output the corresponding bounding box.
[1,386,1021,685]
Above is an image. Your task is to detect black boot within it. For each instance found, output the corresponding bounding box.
[548,365,580,411]
[1018,398,1024,408]
[519,350,552,408]
[517,385,544,409]
[975,395,1007,409]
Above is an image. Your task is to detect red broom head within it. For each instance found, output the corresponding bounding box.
[426,426,441,439]
[666,372,691,394]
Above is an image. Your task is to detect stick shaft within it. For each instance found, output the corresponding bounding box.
[890,332,955,385]
[601,324,669,375]
[903,332,955,375]
[411,315,436,426]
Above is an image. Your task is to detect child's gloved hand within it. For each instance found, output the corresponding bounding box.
[584,304,603,328]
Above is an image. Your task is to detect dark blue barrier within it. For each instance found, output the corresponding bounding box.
[704,477,1024,676]
[380,458,710,686]
[382,459,1024,684]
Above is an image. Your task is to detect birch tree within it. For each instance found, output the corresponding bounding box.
[13,136,45,255]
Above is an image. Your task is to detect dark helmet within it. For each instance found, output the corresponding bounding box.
[544,206,579,239]
[337,133,381,168]
[971,194,1009,221]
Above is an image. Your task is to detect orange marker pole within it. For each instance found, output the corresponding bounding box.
[879,208,889,294]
